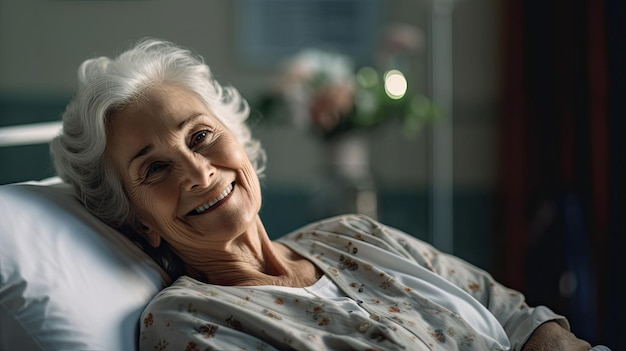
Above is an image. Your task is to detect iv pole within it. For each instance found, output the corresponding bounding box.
[430,0,455,253]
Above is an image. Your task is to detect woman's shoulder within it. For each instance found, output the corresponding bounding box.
[147,276,209,305]
[279,214,410,251]
[278,214,438,266]
[141,276,240,327]
[282,214,385,238]
[146,275,246,310]
[280,213,426,246]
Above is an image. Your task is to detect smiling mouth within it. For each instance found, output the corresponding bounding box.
[187,182,235,216]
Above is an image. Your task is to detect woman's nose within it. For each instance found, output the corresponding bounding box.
[180,153,215,191]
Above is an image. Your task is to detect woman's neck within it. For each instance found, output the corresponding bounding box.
[183,218,321,287]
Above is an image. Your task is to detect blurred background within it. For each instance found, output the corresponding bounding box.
[0,0,622,348]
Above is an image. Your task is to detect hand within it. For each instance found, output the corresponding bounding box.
[522,321,591,351]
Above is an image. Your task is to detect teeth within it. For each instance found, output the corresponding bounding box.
[194,183,234,214]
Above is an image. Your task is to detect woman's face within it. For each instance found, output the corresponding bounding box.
[106,84,262,253]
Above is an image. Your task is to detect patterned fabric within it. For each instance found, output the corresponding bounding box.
[139,214,567,351]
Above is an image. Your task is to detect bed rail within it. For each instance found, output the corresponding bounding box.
[0,121,62,147]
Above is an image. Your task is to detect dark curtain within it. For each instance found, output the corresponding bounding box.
[498,0,625,348]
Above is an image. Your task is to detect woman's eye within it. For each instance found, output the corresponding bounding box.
[146,162,168,177]
[191,130,210,147]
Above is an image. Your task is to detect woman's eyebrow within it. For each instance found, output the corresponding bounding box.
[177,112,205,129]
[128,145,152,167]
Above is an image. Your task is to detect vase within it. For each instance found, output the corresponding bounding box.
[313,132,378,219]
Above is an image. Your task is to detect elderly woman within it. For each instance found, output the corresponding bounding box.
[50,39,596,351]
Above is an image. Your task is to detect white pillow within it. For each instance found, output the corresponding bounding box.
[0,179,170,351]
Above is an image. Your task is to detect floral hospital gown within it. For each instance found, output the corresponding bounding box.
[139,214,567,351]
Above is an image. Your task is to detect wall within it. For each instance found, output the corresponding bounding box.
[0,0,500,269]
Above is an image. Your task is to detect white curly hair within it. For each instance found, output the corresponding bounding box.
[50,38,265,233]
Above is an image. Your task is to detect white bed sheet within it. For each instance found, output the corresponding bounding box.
[0,178,169,350]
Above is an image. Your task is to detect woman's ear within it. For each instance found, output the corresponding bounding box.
[141,224,162,248]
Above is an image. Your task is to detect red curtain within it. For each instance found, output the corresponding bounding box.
[498,0,624,348]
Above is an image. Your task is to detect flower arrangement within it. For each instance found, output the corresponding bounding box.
[253,23,438,140]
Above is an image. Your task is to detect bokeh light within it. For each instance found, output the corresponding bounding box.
[355,66,379,88]
[383,70,407,99]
